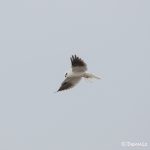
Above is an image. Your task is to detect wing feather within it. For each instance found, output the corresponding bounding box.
[57,77,81,92]
[70,55,87,73]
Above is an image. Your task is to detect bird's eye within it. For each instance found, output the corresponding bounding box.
[65,73,67,77]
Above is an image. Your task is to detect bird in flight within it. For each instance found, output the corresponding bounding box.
[57,55,101,92]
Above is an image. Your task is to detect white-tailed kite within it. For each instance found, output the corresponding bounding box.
[57,55,101,92]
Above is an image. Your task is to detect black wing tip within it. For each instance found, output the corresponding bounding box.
[70,54,80,62]
[57,87,64,92]
[57,88,66,92]
[70,54,86,67]
[70,54,77,61]
[57,82,73,92]
[57,87,63,92]
[71,54,79,58]
[57,88,71,92]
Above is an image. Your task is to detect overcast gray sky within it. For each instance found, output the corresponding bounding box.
[0,0,150,150]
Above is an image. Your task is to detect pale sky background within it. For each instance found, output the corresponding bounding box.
[0,0,150,150]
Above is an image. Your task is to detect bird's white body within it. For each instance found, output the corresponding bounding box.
[66,71,101,79]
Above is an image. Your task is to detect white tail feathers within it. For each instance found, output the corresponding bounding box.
[83,73,101,79]
[91,74,101,79]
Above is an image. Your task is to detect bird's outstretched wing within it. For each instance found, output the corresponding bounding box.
[70,55,87,73]
[57,76,81,92]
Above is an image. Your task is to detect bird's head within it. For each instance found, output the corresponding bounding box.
[65,73,68,78]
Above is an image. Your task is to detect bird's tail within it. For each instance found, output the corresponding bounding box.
[83,73,101,79]
[91,74,101,79]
